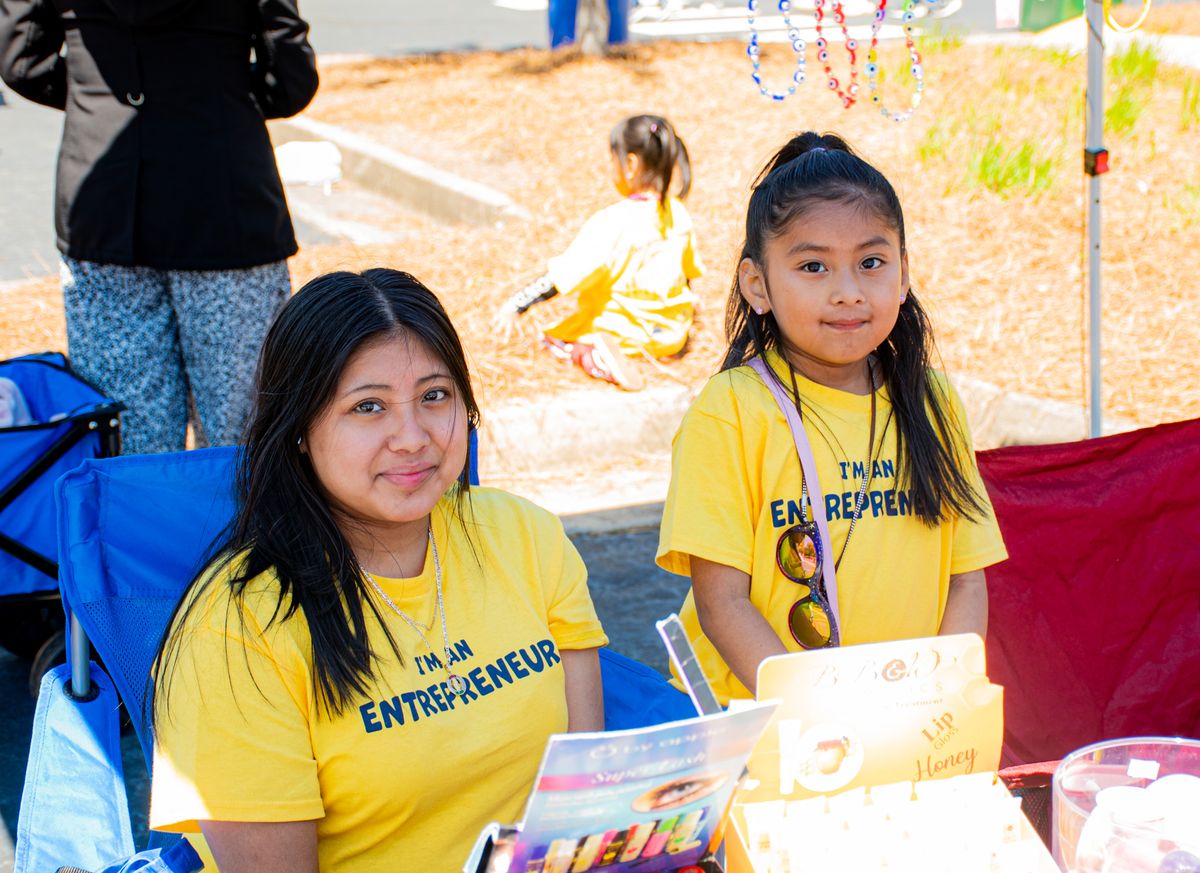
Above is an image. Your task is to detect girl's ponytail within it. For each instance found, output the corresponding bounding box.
[662,123,692,206]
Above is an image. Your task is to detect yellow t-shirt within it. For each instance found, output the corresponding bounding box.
[150,488,608,872]
[656,351,1008,705]
[544,194,704,358]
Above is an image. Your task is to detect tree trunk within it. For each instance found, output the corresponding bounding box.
[576,0,610,56]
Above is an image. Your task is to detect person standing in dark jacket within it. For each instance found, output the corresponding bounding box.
[0,0,318,453]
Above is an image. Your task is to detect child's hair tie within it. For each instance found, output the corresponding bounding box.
[649,122,659,133]
[810,147,827,153]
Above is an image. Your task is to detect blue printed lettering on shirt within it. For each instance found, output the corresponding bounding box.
[360,701,382,733]
[380,696,405,728]
[359,638,561,734]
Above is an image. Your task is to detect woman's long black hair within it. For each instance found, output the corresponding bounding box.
[153,269,481,720]
[724,131,987,525]
[610,114,692,208]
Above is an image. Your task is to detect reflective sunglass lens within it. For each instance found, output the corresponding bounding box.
[789,598,832,649]
[778,527,821,582]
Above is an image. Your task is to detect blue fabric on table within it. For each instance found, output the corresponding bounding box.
[93,838,204,872]
[599,647,698,730]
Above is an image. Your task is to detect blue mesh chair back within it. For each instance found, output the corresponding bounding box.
[56,447,240,768]
[1,352,121,595]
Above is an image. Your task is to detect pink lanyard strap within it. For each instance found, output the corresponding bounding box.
[748,356,842,639]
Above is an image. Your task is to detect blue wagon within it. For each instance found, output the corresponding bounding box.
[0,352,121,675]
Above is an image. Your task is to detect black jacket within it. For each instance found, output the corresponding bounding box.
[0,0,318,269]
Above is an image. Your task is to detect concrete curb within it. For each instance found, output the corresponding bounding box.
[561,503,667,537]
[482,373,1138,476]
[956,375,1137,447]
[478,383,693,476]
[268,116,530,227]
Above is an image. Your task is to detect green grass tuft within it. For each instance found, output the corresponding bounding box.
[920,23,965,54]
[968,138,1056,197]
[1039,47,1078,69]
[1172,184,1200,230]
[1109,41,1159,86]
[1182,75,1200,131]
[1107,85,1148,136]
[916,117,959,169]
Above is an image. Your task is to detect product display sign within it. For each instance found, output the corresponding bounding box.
[720,633,1061,873]
[742,632,1003,802]
[465,702,778,873]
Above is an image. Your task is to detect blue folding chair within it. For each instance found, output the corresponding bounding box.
[17,447,236,873]
[18,433,690,870]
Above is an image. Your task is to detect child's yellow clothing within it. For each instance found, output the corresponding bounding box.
[151,488,607,872]
[544,194,703,358]
[656,350,1007,705]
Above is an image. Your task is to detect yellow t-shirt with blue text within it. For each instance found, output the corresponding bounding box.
[656,350,1007,705]
[150,488,608,872]
[545,194,703,358]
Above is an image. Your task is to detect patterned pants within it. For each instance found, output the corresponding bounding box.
[61,257,290,455]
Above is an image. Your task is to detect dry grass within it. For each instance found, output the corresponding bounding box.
[3,32,1198,433]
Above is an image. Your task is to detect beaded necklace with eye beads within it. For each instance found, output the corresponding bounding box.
[813,0,861,109]
[864,0,925,122]
[746,0,808,102]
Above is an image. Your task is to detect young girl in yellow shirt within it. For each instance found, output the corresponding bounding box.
[496,114,703,391]
[657,133,1008,705]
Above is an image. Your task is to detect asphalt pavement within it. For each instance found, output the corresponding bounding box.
[0,97,62,283]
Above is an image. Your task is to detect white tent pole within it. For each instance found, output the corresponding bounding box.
[1085,0,1105,438]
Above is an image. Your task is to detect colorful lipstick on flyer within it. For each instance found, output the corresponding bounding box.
[666,809,706,854]
[570,830,613,872]
[638,816,680,858]
[617,821,657,862]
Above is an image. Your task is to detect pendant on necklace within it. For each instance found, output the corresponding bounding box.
[447,673,468,696]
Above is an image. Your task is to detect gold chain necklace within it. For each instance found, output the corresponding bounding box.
[365,526,467,697]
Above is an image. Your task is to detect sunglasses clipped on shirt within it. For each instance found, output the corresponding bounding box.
[775,499,838,650]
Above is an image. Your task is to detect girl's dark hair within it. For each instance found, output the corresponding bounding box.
[723,131,987,525]
[153,269,480,720]
[610,114,692,207]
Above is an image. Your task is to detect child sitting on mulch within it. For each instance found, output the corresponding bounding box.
[494,114,703,391]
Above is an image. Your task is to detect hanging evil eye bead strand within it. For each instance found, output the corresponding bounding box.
[813,0,860,108]
[865,0,925,122]
[747,0,808,102]
[863,0,887,107]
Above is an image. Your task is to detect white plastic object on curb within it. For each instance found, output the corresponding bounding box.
[274,140,343,195]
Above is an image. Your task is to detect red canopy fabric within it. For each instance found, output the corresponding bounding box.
[978,417,1200,767]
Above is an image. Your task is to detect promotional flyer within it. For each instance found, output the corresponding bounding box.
[504,702,778,873]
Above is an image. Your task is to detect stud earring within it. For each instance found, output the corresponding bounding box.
[296,436,303,447]
[754,307,764,315]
